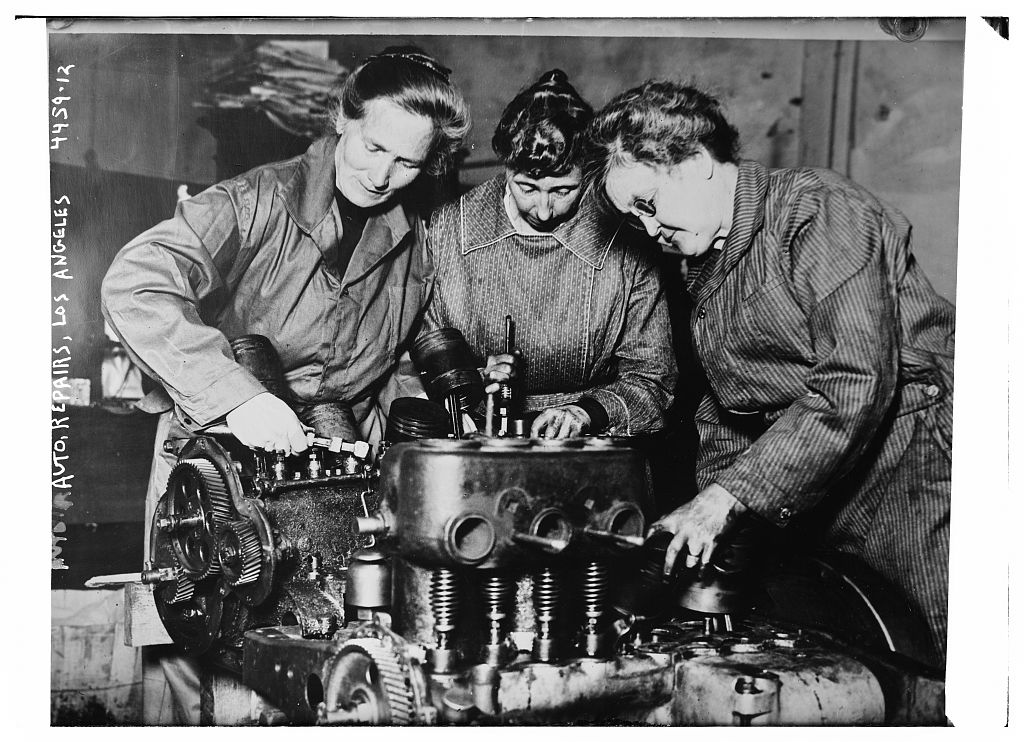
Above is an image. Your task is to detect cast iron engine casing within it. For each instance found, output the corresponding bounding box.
[150,433,379,659]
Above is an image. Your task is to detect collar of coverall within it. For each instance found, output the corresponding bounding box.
[684,159,769,299]
[279,134,414,253]
[459,176,615,271]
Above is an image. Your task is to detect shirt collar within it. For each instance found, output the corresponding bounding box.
[460,176,617,270]
[280,134,413,248]
[685,159,768,297]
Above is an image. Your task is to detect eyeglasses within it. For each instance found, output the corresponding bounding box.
[623,196,657,231]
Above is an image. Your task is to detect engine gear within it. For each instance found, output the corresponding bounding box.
[218,519,263,587]
[167,565,196,604]
[321,636,416,725]
[164,457,234,579]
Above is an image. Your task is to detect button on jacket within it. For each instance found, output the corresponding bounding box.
[101,135,431,430]
[423,176,676,434]
[689,160,954,664]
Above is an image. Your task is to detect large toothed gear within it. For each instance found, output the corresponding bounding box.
[350,639,414,725]
[165,458,234,580]
[218,519,263,587]
[181,458,234,525]
[322,637,415,725]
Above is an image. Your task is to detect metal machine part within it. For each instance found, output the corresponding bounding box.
[487,314,521,438]
[142,433,380,659]
[385,397,451,443]
[100,396,946,725]
[411,327,486,438]
[243,612,942,726]
[367,437,650,569]
[364,437,650,672]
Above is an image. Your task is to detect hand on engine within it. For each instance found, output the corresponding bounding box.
[531,404,591,439]
[482,353,518,395]
[225,392,309,455]
[649,484,748,576]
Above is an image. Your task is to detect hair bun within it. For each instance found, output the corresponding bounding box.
[537,69,569,87]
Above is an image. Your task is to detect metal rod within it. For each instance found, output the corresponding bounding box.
[485,392,495,437]
[445,394,464,439]
[255,473,368,496]
[504,315,515,355]
[582,527,644,548]
[85,567,175,588]
[512,532,568,554]
[498,315,515,437]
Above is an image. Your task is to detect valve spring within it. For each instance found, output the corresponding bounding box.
[483,573,512,621]
[483,573,512,647]
[533,567,560,626]
[582,561,608,621]
[430,568,459,635]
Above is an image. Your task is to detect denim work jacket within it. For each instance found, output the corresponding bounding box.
[101,135,432,430]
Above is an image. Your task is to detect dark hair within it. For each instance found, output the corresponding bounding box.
[328,45,471,177]
[584,81,740,212]
[491,69,593,178]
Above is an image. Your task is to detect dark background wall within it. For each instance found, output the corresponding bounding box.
[49,28,964,304]
[47,22,965,586]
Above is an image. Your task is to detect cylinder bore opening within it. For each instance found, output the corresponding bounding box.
[608,507,645,538]
[306,673,324,709]
[448,514,496,564]
[533,510,571,542]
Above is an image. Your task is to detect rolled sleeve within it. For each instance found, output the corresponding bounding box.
[101,184,267,425]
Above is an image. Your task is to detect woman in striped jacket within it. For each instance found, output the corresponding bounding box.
[585,81,954,667]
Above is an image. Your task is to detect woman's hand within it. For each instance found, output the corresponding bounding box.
[648,484,748,576]
[531,404,591,439]
[482,353,518,395]
[225,392,309,455]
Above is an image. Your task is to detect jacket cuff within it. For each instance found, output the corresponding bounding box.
[579,388,630,433]
[172,364,269,429]
[575,395,610,433]
[713,467,812,529]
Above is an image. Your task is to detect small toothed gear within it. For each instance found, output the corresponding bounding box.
[218,519,263,587]
[343,638,414,725]
[167,566,195,604]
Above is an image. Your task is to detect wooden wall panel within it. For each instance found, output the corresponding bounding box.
[49,33,806,188]
[849,41,964,304]
[328,35,806,187]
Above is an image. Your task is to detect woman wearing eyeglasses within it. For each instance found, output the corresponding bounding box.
[423,70,676,438]
[585,81,954,667]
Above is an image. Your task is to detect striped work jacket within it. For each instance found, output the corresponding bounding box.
[688,160,954,526]
[687,161,954,661]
